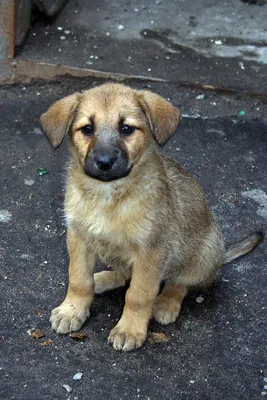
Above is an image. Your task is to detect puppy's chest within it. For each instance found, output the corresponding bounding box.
[66,185,152,256]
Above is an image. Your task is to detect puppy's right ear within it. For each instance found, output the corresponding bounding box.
[40,93,80,149]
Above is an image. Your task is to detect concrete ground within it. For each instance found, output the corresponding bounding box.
[1,1,267,399]
[17,0,267,94]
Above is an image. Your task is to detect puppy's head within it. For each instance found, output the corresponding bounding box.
[40,84,181,182]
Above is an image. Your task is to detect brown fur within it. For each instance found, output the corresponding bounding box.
[41,83,263,351]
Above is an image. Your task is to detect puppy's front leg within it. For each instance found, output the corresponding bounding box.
[50,228,95,334]
[108,254,161,351]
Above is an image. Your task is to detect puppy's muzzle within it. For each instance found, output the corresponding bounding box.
[94,147,118,171]
[84,144,131,182]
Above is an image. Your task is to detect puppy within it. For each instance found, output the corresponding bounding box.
[41,83,263,351]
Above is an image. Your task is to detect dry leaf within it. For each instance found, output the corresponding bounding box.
[40,339,53,346]
[69,330,87,341]
[148,332,168,345]
[34,310,41,316]
[28,329,45,339]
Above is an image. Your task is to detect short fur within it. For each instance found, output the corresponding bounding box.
[41,83,263,351]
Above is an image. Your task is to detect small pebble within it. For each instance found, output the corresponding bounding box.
[214,40,222,45]
[0,210,12,223]
[264,378,267,383]
[64,30,71,35]
[196,94,204,100]
[60,36,66,40]
[239,61,245,70]
[118,25,124,30]
[106,32,110,36]
[62,384,72,393]
[147,68,152,72]
[155,0,161,4]
[24,179,35,186]
[264,385,267,390]
[196,296,204,304]
[261,392,266,396]
[57,27,63,31]
[134,8,139,12]
[73,372,83,381]
[239,110,245,116]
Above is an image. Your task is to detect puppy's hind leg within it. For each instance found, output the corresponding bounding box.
[94,271,126,294]
[153,283,188,325]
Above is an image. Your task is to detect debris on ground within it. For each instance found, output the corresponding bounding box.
[62,384,73,393]
[196,295,204,303]
[27,329,45,339]
[40,339,53,346]
[69,330,87,341]
[73,372,83,381]
[24,178,35,186]
[147,332,169,344]
[37,168,49,176]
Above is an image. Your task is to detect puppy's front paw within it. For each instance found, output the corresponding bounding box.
[108,323,147,352]
[50,301,90,334]
[153,295,181,325]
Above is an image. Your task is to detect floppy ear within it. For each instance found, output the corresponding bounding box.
[40,93,80,149]
[138,90,181,145]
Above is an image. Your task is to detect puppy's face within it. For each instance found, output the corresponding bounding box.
[41,84,181,182]
[72,87,152,182]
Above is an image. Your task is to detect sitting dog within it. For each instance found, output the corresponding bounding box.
[41,83,263,351]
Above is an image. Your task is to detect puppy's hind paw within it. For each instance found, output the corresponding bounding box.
[153,295,181,325]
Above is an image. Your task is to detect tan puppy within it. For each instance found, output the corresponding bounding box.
[41,83,263,351]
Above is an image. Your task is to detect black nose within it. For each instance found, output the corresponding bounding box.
[95,155,114,171]
[93,148,118,171]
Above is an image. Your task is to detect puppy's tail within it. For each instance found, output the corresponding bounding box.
[223,231,264,265]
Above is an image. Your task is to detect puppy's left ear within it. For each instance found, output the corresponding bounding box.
[40,93,80,149]
[138,90,181,145]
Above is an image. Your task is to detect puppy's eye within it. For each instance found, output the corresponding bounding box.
[120,124,135,136]
[81,125,93,136]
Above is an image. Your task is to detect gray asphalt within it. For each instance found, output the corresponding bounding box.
[0,78,266,400]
